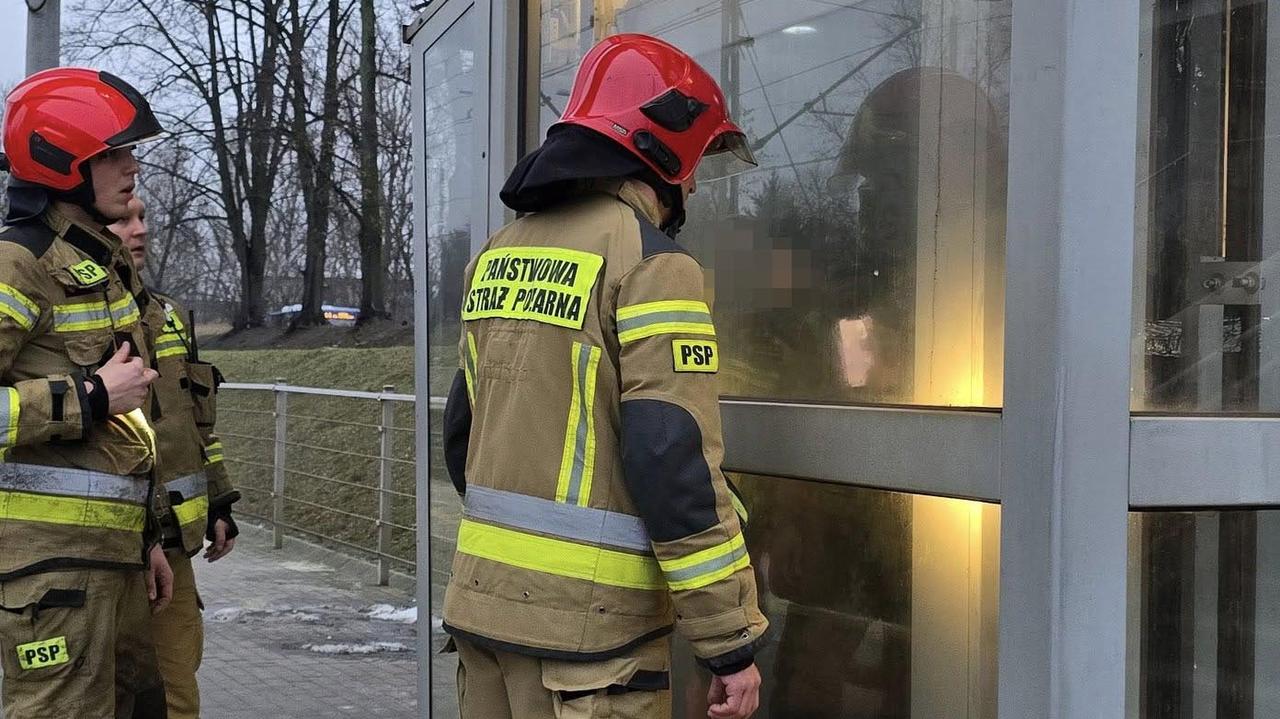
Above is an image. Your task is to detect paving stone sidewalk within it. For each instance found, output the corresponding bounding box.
[198,525,458,718]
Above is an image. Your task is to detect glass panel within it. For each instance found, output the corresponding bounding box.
[535,0,1011,406]
[1128,510,1280,718]
[420,7,474,715]
[1134,0,1280,412]
[669,474,998,718]
[425,7,479,398]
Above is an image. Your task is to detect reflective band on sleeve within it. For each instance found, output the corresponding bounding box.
[0,284,39,330]
[109,295,140,327]
[0,491,147,531]
[616,300,716,344]
[556,342,601,507]
[463,332,478,405]
[462,247,604,329]
[153,333,187,359]
[166,472,208,503]
[204,441,224,466]
[457,518,663,590]
[0,463,149,503]
[0,388,18,447]
[464,486,652,553]
[53,301,111,332]
[173,495,209,528]
[658,533,751,592]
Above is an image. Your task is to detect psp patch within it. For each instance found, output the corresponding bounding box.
[16,636,69,671]
[68,260,108,287]
[672,340,718,373]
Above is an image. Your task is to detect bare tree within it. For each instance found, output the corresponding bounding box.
[356,0,387,322]
[287,0,347,327]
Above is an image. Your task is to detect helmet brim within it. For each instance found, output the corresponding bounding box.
[697,130,758,182]
[707,130,757,167]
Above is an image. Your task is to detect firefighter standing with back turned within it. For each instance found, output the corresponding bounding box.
[0,68,174,718]
[109,196,240,719]
[442,34,768,719]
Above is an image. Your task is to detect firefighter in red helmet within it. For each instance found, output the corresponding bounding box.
[442,34,767,719]
[0,68,172,718]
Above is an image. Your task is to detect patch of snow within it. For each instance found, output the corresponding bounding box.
[279,560,333,573]
[431,615,444,631]
[365,604,417,624]
[303,641,410,655]
[209,607,246,623]
[292,612,324,623]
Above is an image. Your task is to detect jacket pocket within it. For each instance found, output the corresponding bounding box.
[186,361,222,429]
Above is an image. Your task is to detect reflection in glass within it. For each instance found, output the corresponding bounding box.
[536,0,1010,406]
[424,9,477,397]
[1135,0,1280,412]
[670,475,998,718]
[1129,510,1280,718]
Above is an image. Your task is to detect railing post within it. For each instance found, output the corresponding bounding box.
[376,385,395,585]
[272,379,288,550]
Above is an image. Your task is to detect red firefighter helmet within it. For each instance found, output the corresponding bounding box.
[555,33,756,185]
[2,68,164,192]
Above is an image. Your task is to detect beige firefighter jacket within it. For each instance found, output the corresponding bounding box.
[143,291,233,556]
[0,206,161,580]
[441,181,768,674]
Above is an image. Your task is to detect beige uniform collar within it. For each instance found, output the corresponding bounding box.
[615,180,667,228]
[43,204,128,266]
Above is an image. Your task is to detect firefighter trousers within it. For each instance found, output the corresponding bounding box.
[455,635,672,719]
[150,551,202,719]
[0,567,166,719]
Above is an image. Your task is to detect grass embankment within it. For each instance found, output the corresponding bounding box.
[205,347,461,578]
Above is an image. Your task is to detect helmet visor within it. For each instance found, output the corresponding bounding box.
[698,130,758,182]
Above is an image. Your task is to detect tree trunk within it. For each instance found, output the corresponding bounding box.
[357,0,387,322]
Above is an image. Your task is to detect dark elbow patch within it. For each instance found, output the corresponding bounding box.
[621,399,719,542]
[443,369,472,495]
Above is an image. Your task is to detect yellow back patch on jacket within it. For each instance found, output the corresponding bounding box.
[16,636,69,670]
[462,247,603,330]
[672,340,718,373]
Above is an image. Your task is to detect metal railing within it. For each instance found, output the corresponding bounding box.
[220,380,424,585]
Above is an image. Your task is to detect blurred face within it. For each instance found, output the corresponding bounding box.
[89,147,139,221]
[108,198,148,271]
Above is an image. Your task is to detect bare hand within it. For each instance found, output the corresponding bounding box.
[95,342,157,414]
[145,544,173,615]
[204,518,236,562]
[707,663,761,719]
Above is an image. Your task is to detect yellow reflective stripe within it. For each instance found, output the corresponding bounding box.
[164,306,186,333]
[204,441,224,465]
[616,300,710,321]
[616,300,715,344]
[457,518,664,590]
[658,533,751,592]
[0,283,39,330]
[0,388,17,447]
[555,343,601,506]
[0,490,147,531]
[109,295,140,327]
[154,334,187,359]
[173,495,209,528]
[53,301,110,332]
[463,332,478,404]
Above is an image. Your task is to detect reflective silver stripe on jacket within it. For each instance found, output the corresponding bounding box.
[166,472,208,503]
[0,463,148,504]
[463,486,652,553]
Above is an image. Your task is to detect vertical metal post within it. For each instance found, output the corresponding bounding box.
[272,379,288,550]
[25,0,61,74]
[377,385,395,586]
[998,0,1138,716]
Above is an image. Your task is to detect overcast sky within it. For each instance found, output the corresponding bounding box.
[1,2,29,92]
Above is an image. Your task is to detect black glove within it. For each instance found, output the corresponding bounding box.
[205,504,240,543]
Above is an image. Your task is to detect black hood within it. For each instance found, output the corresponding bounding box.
[501,125,685,232]
[4,168,104,225]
